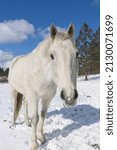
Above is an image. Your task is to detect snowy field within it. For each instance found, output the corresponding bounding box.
[0,74,100,150]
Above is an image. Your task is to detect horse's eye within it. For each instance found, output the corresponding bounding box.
[50,54,54,60]
[76,52,79,58]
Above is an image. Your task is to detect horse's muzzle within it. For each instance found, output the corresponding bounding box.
[60,89,78,106]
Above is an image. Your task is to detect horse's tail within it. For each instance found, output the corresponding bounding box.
[13,92,23,124]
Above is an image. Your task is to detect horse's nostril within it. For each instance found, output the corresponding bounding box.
[60,90,65,100]
[74,89,78,99]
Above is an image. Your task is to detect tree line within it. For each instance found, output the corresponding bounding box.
[75,23,100,80]
[0,67,9,77]
[0,23,100,81]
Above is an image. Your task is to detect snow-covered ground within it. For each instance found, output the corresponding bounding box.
[0,74,100,150]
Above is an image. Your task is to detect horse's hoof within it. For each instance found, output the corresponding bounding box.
[37,133,46,144]
[30,142,38,150]
[12,122,16,126]
[26,121,31,127]
[40,138,46,144]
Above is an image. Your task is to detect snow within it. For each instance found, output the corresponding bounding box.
[0,74,100,150]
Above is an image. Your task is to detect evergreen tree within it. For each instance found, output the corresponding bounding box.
[0,67,9,77]
[76,23,93,80]
[90,27,100,74]
[4,68,9,77]
[0,67,4,76]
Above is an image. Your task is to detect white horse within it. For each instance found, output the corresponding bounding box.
[8,23,79,150]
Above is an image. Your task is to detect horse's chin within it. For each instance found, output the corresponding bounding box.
[63,99,77,108]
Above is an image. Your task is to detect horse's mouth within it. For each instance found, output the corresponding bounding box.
[63,99,77,107]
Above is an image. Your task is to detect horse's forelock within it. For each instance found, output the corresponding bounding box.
[55,32,70,41]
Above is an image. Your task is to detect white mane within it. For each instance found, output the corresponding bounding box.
[31,37,53,57]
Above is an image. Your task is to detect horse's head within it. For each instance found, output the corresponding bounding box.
[49,23,79,107]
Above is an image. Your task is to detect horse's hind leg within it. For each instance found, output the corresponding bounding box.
[11,88,23,125]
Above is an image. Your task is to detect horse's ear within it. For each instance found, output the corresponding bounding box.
[66,23,74,39]
[50,24,57,39]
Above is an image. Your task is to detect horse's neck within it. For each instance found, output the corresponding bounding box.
[31,37,53,58]
[29,37,53,82]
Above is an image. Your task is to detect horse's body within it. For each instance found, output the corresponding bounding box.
[8,23,79,150]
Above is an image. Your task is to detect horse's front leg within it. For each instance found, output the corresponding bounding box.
[23,97,31,126]
[30,99,39,150]
[37,99,51,144]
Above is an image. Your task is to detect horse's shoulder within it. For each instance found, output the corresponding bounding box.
[10,55,24,69]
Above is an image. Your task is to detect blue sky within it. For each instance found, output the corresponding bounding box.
[0,0,100,68]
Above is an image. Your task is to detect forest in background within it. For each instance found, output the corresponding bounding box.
[76,23,100,80]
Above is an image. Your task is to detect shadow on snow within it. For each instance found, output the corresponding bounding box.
[41,104,100,148]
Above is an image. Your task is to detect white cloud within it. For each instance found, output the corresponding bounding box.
[0,50,14,69]
[38,26,66,39]
[0,19,35,43]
